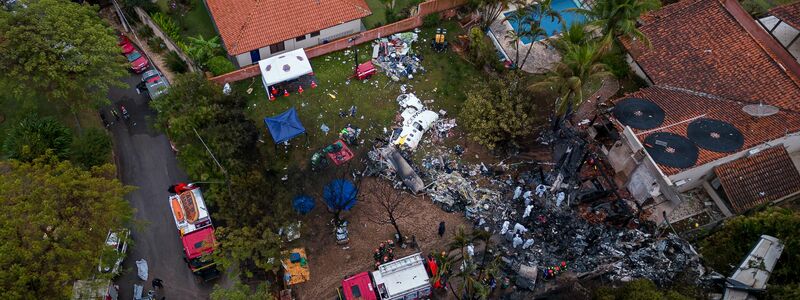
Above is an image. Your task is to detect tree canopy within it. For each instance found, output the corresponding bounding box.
[0,0,126,115]
[150,74,292,277]
[700,207,800,287]
[2,116,72,161]
[572,0,660,47]
[460,76,540,149]
[0,155,132,299]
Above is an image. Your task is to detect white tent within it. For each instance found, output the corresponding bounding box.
[258,48,313,92]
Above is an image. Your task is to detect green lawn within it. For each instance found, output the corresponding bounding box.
[233,22,486,171]
[157,0,218,39]
[363,0,422,29]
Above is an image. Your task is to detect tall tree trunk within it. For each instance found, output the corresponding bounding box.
[390,218,404,244]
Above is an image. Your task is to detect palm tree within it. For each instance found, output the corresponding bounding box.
[504,0,561,70]
[553,21,591,52]
[186,35,222,66]
[530,42,611,115]
[469,0,514,30]
[504,8,528,67]
[571,0,660,47]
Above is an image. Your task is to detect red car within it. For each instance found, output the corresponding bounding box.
[120,41,134,55]
[126,50,149,73]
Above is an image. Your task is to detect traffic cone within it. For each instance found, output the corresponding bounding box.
[269,93,276,101]
[298,86,304,94]
[310,81,317,88]
[270,86,278,95]
[283,89,289,97]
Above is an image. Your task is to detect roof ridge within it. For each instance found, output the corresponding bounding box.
[717,0,800,106]
[655,84,800,117]
[229,0,263,54]
[330,0,372,16]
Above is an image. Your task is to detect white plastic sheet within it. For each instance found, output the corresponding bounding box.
[136,259,148,281]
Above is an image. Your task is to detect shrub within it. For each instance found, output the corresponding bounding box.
[122,0,159,14]
[207,56,236,76]
[138,24,154,39]
[147,36,166,54]
[600,51,630,79]
[3,116,72,161]
[423,13,441,27]
[166,51,189,73]
[70,128,112,169]
[151,12,181,42]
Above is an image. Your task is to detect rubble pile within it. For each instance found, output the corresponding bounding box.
[372,32,425,81]
[363,99,704,291]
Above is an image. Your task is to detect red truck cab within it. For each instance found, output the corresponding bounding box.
[340,272,378,300]
[169,184,220,281]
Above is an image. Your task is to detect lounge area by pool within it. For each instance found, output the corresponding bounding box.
[504,0,586,44]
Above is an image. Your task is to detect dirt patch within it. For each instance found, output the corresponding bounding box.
[291,177,471,299]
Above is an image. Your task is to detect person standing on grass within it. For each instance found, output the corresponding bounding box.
[438,221,446,237]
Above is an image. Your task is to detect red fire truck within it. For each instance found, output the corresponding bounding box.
[339,253,432,300]
[168,183,220,281]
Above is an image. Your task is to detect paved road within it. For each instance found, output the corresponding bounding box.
[108,73,216,299]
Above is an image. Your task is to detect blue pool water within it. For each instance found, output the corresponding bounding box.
[504,0,585,44]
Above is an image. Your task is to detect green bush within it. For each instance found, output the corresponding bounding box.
[147,36,166,54]
[151,12,181,43]
[699,207,800,285]
[2,116,72,161]
[600,51,630,79]
[423,13,441,28]
[166,51,189,73]
[70,128,112,169]
[207,56,236,76]
[138,24,154,39]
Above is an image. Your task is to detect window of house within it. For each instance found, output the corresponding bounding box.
[296,35,306,42]
[309,31,320,37]
[269,42,285,54]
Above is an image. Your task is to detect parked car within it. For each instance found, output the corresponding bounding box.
[140,69,169,100]
[126,50,149,73]
[120,41,134,55]
[98,229,129,276]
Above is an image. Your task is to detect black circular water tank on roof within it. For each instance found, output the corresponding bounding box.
[643,132,699,169]
[613,98,665,130]
[687,118,744,153]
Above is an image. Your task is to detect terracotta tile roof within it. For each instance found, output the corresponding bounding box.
[769,1,800,30]
[714,146,800,214]
[611,86,800,175]
[206,0,372,55]
[623,0,800,112]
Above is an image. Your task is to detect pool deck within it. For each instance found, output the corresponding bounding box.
[488,0,589,74]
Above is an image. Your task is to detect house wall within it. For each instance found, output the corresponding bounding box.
[233,19,363,67]
[669,131,800,192]
[625,54,653,86]
[211,0,467,84]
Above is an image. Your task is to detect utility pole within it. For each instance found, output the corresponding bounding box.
[193,127,234,197]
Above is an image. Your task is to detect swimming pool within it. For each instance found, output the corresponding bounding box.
[504,0,585,44]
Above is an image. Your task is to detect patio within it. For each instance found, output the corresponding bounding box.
[488,17,561,74]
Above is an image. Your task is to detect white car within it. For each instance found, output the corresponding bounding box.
[98,229,129,276]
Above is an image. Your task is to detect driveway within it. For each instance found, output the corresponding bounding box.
[107,73,217,299]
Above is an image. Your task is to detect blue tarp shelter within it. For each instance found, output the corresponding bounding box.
[323,179,358,211]
[264,108,306,144]
[292,195,315,214]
